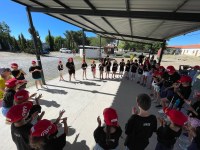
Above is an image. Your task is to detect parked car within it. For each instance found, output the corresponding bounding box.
[59,48,72,53]
[41,48,50,54]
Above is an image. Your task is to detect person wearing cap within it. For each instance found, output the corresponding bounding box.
[119,59,125,78]
[6,102,34,150]
[66,57,76,81]
[29,61,43,89]
[124,94,157,150]
[156,65,180,108]
[93,108,122,150]
[30,117,68,150]
[155,107,188,150]
[91,60,96,78]
[2,78,20,117]
[57,60,64,81]
[11,63,26,80]
[112,59,119,79]
[0,68,13,100]
[81,60,88,80]
[171,75,192,110]
[179,65,189,76]
[188,65,200,86]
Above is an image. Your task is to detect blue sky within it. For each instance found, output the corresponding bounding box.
[1,0,200,46]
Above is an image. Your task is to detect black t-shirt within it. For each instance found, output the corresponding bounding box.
[11,123,33,150]
[174,85,192,102]
[2,89,16,108]
[119,62,125,69]
[82,63,88,69]
[12,69,25,80]
[99,64,104,71]
[189,101,200,119]
[43,133,66,150]
[162,72,180,87]
[29,66,42,79]
[112,63,118,70]
[106,62,111,69]
[137,68,143,75]
[157,125,182,148]
[58,64,63,71]
[66,62,75,71]
[143,63,151,72]
[125,63,131,71]
[131,63,138,73]
[125,114,157,150]
[138,55,144,63]
[94,126,122,149]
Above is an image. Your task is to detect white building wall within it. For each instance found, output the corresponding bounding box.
[181,48,200,56]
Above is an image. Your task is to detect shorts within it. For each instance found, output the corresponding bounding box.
[94,143,118,150]
[143,71,149,76]
[2,107,10,117]
[155,142,173,150]
[160,86,174,99]
[34,78,42,81]
[69,70,75,75]
[120,68,124,72]
[152,81,160,92]
[59,70,63,75]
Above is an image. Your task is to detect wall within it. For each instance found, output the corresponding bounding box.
[181,48,200,56]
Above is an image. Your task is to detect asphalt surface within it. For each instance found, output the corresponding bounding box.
[0,52,82,87]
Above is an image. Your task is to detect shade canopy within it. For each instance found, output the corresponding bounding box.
[12,0,200,44]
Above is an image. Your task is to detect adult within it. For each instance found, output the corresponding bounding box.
[138,53,145,65]
[11,63,26,80]
[29,61,43,89]
[66,57,76,81]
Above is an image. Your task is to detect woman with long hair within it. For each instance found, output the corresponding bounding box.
[93,108,122,150]
[66,57,76,81]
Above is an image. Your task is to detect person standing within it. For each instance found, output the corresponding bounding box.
[105,59,111,79]
[112,60,118,79]
[125,60,131,79]
[57,60,64,81]
[99,61,104,80]
[81,60,88,80]
[130,59,139,80]
[91,60,96,78]
[29,61,43,89]
[94,108,122,150]
[138,53,145,65]
[11,63,26,80]
[66,58,76,81]
[119,59,125,78]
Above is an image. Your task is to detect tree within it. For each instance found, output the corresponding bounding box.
[0,21,11,50]
[89,36,114,47]
[46,30,54,51]
[12,37,20,51]
[20,33,27,50]
[54,36,65,50]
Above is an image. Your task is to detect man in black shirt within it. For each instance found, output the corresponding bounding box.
[6,102,33,150]
[125,94,157,150]
[11,63,26,80]
[29,61,43,89]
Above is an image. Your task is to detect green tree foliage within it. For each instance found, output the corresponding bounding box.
[88,36,114,47]
[46,30,54,51]
[0,21,11,50]
[54,36,65,50]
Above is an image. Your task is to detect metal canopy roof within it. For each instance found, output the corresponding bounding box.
[12,0,200,44]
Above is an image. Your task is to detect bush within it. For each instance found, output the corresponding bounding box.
[124,54,130,58]
[115,53,123,56]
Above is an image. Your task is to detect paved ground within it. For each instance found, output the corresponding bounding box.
[0,54,199,150]
[0,52,82,87]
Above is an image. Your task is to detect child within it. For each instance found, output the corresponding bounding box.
[57,60,64,81]
[130,59,138,80]
[81,60,88,80]
[152,71,163,104]
[2,78,20,117]
[124,93,157,150]
[11,63,26,80]
[29,61,43,89]
[6,102,34,150]
[125,60,131,79]
[112,60,118,79]
[141,59,151,86]
[155,107,188,150]
[66,58,76,81]
[137,64,143,84]
[30,117,68,150]
[94,108,122,150]
[91,60,96,78]
[99,61,104,80]
[119,59,125,78]
[105,59,111,79]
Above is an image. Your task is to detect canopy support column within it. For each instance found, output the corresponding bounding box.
[99,36,102,59]
[26,7,46,85]
[158,40,166,64]
[82,29,85,61]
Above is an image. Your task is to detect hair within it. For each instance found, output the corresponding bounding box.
[29,136,45,150]
[137,93,151,111]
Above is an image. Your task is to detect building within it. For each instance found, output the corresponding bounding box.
[168,44,200,56]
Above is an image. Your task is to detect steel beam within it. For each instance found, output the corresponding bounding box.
[29,7,200,22]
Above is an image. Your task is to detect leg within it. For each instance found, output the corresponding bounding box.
[69,74,71,81]
[39,80,43,88]
[35,80,38,89]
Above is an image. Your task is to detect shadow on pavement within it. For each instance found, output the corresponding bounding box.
[47,84,116,96]
[39,88,68,95]
[39,98,60,108]
[64,134,90,150]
